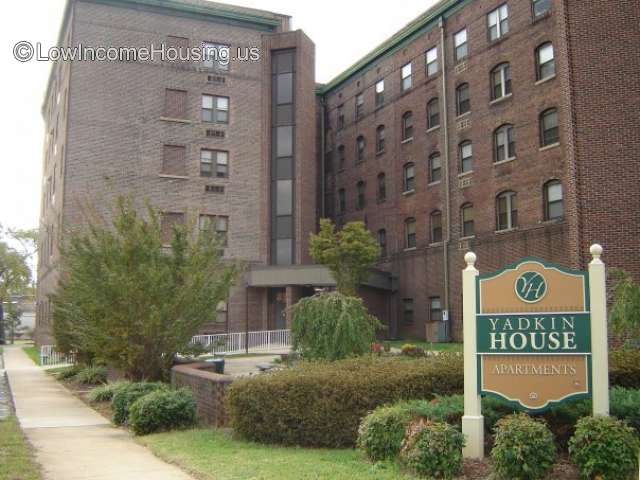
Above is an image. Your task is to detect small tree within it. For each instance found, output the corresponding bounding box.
[291,292,382,361]
[610,269,640,343]
[0,232,31,345]
[309,219,379,296]
[4,303,23,344]
[52,197,240,380]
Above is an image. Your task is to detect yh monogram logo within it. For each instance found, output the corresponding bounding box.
[515,271,547,303]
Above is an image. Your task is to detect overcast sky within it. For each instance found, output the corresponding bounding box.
[0,0,438,232]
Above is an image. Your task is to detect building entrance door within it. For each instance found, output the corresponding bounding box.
[270,288,287,330]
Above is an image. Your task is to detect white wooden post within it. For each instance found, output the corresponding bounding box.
[462,252,484,459]
[589,244,610,416]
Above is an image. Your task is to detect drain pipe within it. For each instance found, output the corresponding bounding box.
[439,16,452,341]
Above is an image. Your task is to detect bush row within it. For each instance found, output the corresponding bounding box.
[226,354,464,447]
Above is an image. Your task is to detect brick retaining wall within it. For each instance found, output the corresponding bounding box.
[171,363,234,427]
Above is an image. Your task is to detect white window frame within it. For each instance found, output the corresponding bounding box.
[454,28,468,60]
[401,62,412,91]
[488,4,509,41]
[426,47,438,76]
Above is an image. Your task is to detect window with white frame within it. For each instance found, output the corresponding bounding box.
[460,141,473,173]
[536,42,555,80]
[401,62,412,91]
[494,124,515,162]
[491,63,512,100]
[203,42,230,71]
[202,95,229,123]
[454,28,468,61]
[496,191,517,230]
[488,4,509,41]
[426,47,438,76]
[544,180,563,220]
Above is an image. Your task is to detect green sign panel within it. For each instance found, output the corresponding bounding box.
[477,313,591,354]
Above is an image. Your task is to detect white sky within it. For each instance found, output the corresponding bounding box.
[0,0,438,232]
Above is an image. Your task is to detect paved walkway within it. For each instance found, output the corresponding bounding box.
[3,346,195,480]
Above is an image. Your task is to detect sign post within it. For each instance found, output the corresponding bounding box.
[461,245,609,459]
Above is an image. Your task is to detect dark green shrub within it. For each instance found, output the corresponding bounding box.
[569,416,640,479]
[400,419,465,479]
[291,292,382,361]
[87,381,130,403]
[609,348,640,388]
[358,404,412,461]
[128,388,197,435]
[55,364,83,380]
[611,387,640,433]
[491,413,556,480]
[358,395,465,462]
[227,354,464,447]
[75,365,108,385]
[111,382,168,425]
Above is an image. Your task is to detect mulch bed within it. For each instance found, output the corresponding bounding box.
[460,455,579,479]
[58,378,113,420]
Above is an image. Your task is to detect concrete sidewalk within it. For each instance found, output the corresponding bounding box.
[3,346,194,480]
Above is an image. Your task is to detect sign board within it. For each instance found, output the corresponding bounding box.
[461,246,609,460]
[476,258,591,411]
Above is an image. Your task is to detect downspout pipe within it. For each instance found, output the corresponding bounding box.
[319,96,326,219]
[439,16,452,341]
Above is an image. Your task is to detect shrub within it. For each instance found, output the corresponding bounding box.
[227,354,463,447]
[400,344,425,357]
[358,404,412,461]
[358,395,465,462]
[128,388,197,435]
[55,364,83,380]
[611,387,640,433]
[87,381,130,403]
[491,413,556,480]
[400,418,465,479]
[291,292,382,361]
[609,348,640,388]
[569,416,640,480]
[111,382,168,425]
[75,365,108,385]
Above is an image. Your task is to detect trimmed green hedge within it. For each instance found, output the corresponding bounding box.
[128,389,197,435]
[226,354,464,447]
[609,348,640,388]
[111,382,169,426]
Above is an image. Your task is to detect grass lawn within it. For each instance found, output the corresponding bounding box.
[0,416,42,480]
[22,346,40,366]
[139,428,417,480]
[385,339,463,352]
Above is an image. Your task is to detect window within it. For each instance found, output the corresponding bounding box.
[459,141,473,173]
[488,4,509,41]
[337,104,345,130]
[198,214,228,246]
[164,89,187,119]
[403,298,414,324]
[491,63,512,100]
[337,145,345,170]
[540,108,559,146]
[427,98,440,129]
[356,181,366,210]
[430,210,443,243]
[454,28,468,61]
[375,80,385,107]
[200,149,228,178]
[426,47,438,76]
[338,188,346,213]
[161,212,184,245]
[165,35,189,61]
[162,145,187,176]
[202,95,229,123]
[544,180,563,220]
[405,218,416,249]
[216,301,228,324]
[376,125,386,153]
[377,173,386,202]
[325,128,333,152]
[494,124,515,162]
[276,126,293,157]
[496,191,517,230]
[429,153,442,183]
[536,43,555,80]
[461,203,474,237]
[203,42,230,71]
[430,297,443,321]
[378,229,387,256]
[401,62,412,91]
[355,93,364,120]
[456,83,470,116]
[403,163,416,192]
[402,111,414,141]
[532,0,551,18]
[356,135,366,162]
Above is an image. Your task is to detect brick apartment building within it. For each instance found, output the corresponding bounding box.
[36,0,640,345]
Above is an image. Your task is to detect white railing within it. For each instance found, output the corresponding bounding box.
[39,329,291,367]
[39,345,76,366]
[191,329,291,356]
